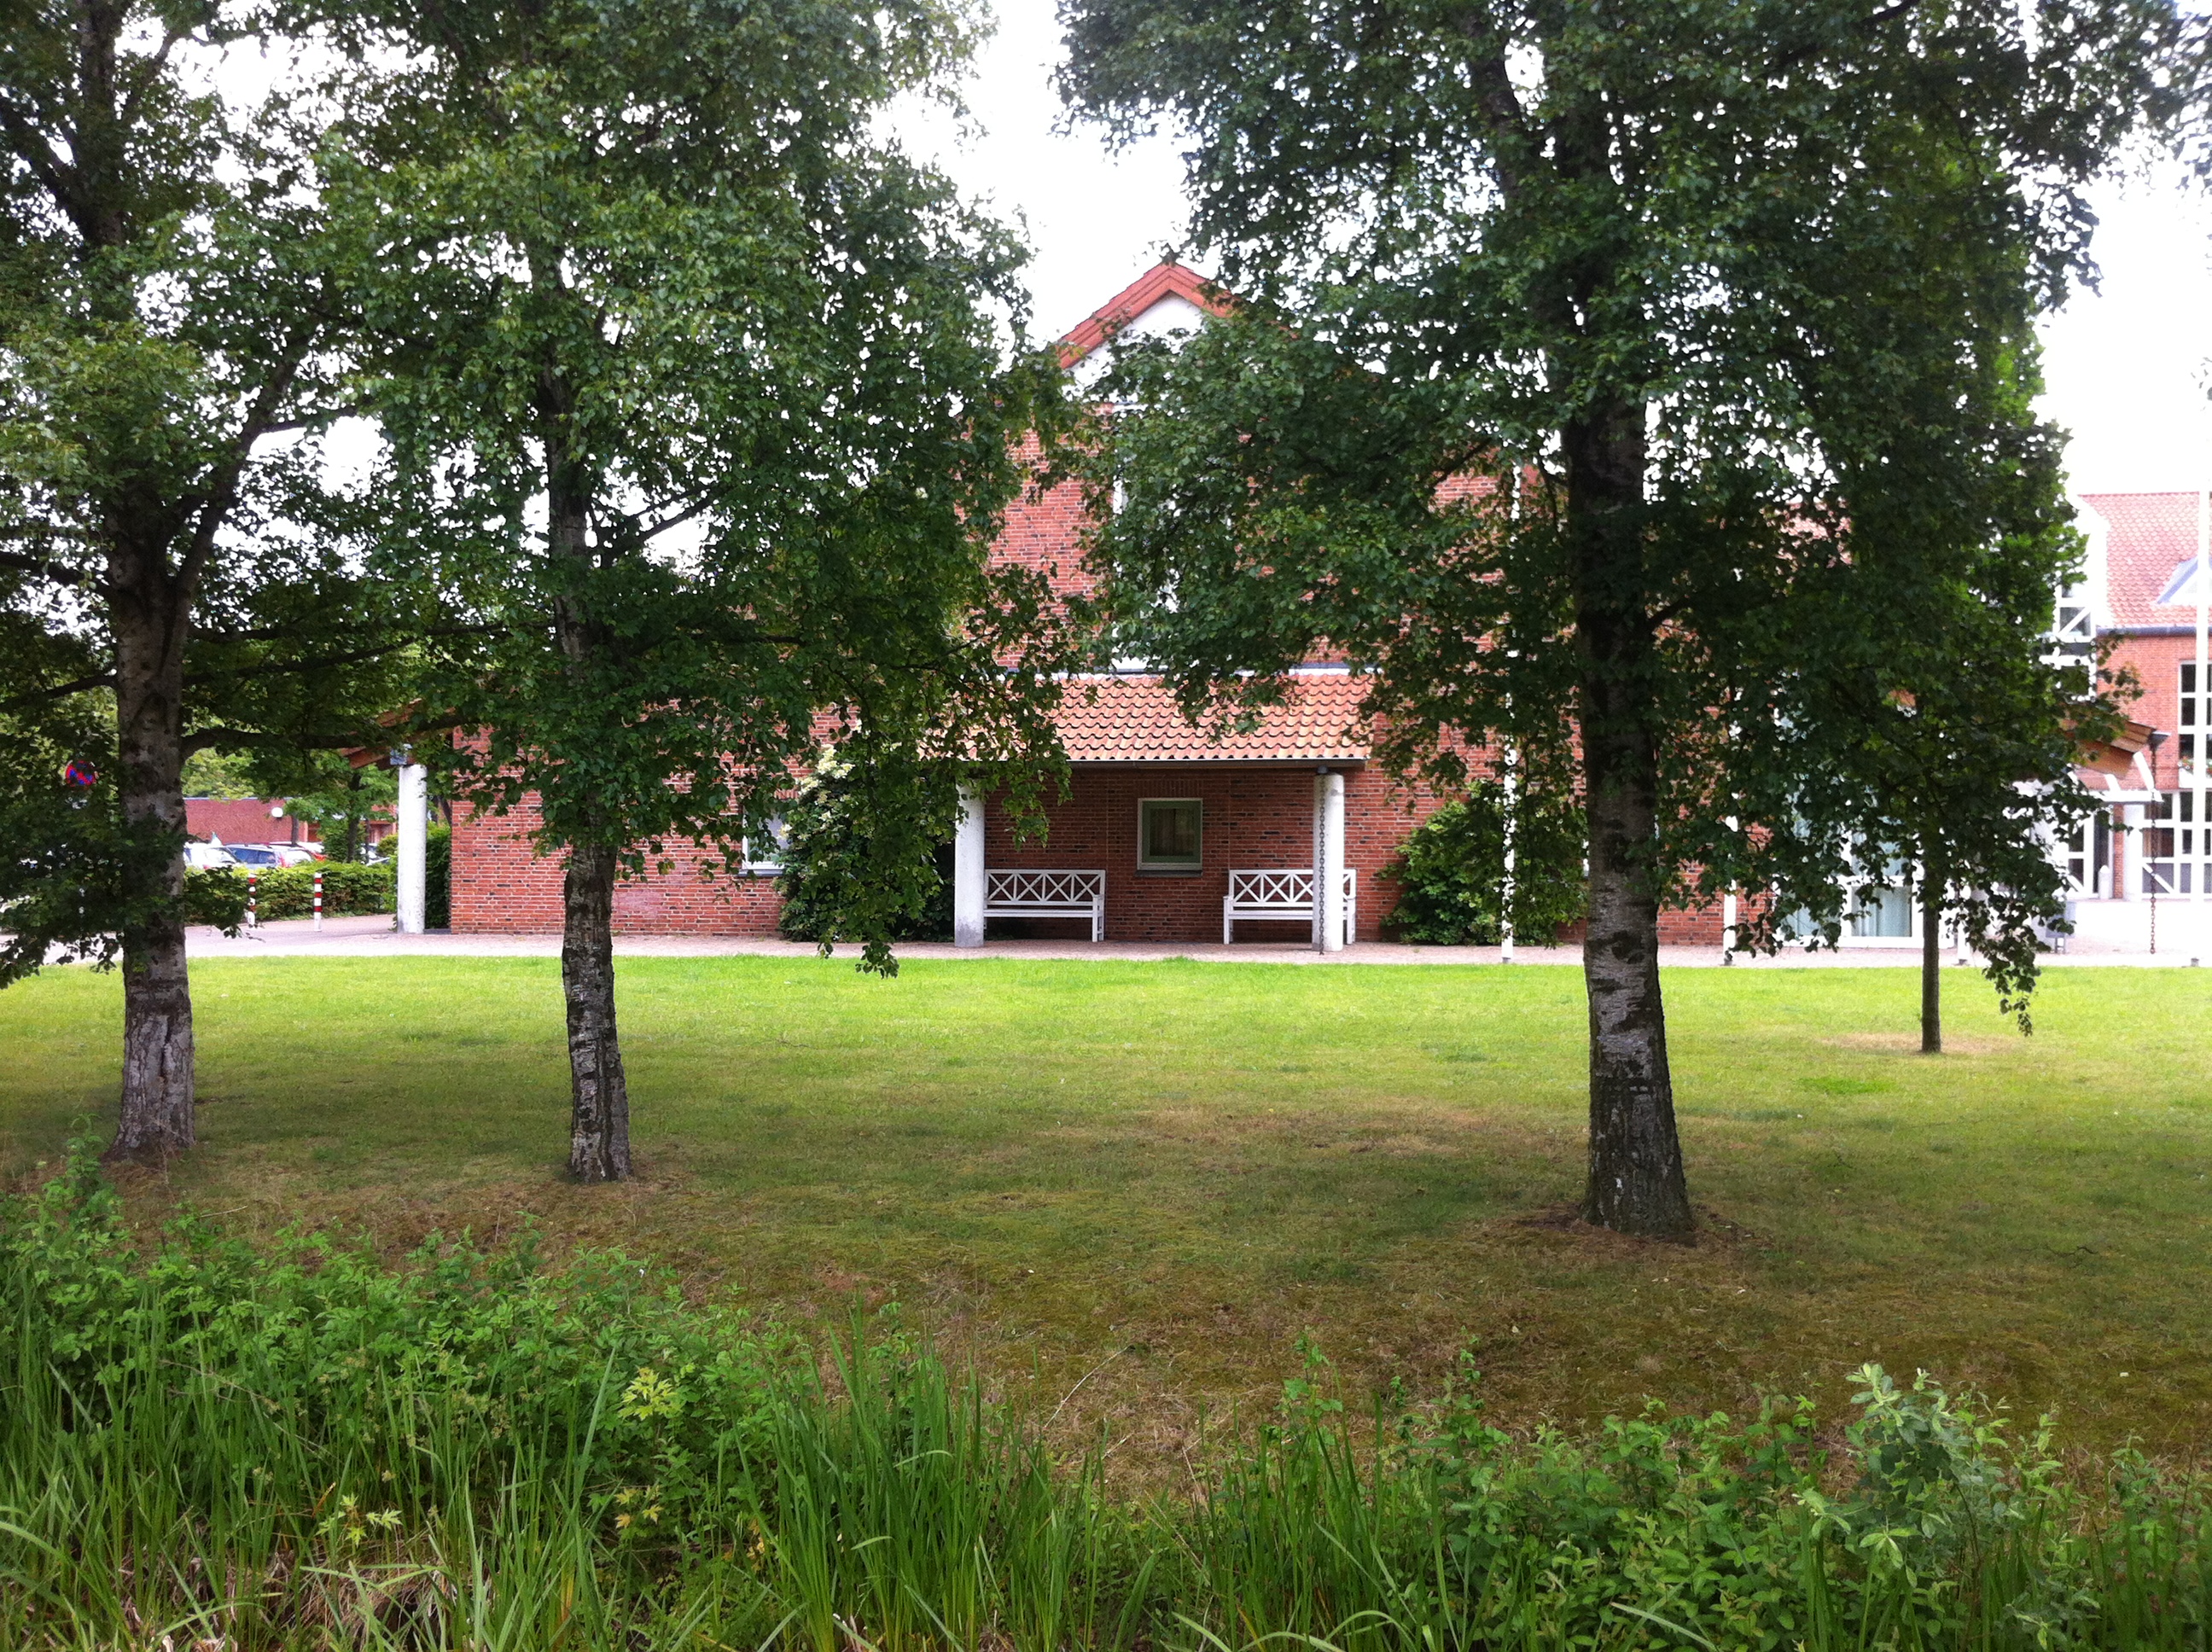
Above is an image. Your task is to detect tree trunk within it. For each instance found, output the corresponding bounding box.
[1920,864,1942,1055]
[541,398,632,1181]
[1568,400,1694,1239]
[562,840,632,1182]
[105,546,196,1164]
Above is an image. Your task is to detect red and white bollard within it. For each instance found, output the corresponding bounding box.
[313,869,323,933]
[246,870,259,934]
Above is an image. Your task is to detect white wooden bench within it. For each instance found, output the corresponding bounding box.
[1224,868,1357,945]
[984,869,1106,942]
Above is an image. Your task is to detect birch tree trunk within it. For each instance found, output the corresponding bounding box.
[104,532,196,1162]
[1569,401,1693,1238]
[562,839,631,1181]
[543,418,632,1181]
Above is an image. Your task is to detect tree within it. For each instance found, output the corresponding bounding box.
[0,4,420,1160]
[1059,0,2184,1235]
[341,0,1074,1180]
[1772,535,2120,1056]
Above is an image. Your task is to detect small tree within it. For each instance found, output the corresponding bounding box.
[343,0,1074,1180]
[1772,556,2119,1055]
[1060,0,2183,1235]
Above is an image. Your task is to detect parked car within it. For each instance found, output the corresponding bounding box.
[183,841,237,870]
[265,843,323,866]
[221,844,285,869]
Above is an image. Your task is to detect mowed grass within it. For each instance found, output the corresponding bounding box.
[3,956,2209,1463]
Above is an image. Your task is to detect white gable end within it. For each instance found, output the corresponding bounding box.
[1071,292,1208,392]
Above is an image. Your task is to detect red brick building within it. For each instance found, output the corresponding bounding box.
[446,265,2129,954]
[2051,491,2212,951]
[450,265,1474,945]
[184,797,318,847]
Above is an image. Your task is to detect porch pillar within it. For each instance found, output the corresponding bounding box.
[1313,768,1347,953]
[953,783,986,948]
[395,758,428,934]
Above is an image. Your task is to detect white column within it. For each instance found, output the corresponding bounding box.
[2197,488,2209,904]
[1499,745,1518,963]
[953,783,986,948]
[396,761,428,934]
[1314,769,1347,953]
[1721,811,1739,963]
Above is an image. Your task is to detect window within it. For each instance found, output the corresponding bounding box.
[2185,663,2204,765]
[1846,884,1915,939]
[2143,792,2196,894]
[1137,798,1202,870]
[2048,587,2094,663]
[742,812,790,874]
[2064,811,2110,896]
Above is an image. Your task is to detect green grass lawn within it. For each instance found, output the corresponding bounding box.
[3,957,2208,1463]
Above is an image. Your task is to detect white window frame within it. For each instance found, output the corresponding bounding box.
[741,811,790,875]
[2141,791,2199,895]
[1136,797,1204,870]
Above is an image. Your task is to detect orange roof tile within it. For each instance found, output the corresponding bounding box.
[2081,491,2209,628]
[1055,674,1369,764]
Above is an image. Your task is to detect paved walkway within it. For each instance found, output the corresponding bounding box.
[176,915,2205,968]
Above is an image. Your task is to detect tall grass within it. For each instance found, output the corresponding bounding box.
[3,1146,2209,1649]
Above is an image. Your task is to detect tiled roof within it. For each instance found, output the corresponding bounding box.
[1055,674,1371,763]
[2081,491,2207,629]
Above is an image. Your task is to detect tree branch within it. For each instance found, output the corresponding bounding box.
[183,637,431,689]
[0,91,85,225]
[176,312,325,596]
[182,724,399,756]
[1773,0,1930,72]
[117,26,190,129]
[1,670,117,710]
[0,549,93,588]
[259,401,371,435]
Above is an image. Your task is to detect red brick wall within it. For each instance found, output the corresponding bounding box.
[448,764,1748,944]
[185,798,320,845]
[996,441,1098,607]
[449,794,783,936]
[2108,632,2190,786]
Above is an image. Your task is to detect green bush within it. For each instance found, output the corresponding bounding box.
[5,1148,2210,1649]
[776,752,952,945]
[426,822,451,928]
[180,866,250,928]
[187,859,394,922]
[1382,781,1587,945]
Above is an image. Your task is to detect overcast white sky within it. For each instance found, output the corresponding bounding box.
[902,0,2212,497]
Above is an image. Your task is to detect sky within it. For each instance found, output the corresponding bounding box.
[903,0,2212,497]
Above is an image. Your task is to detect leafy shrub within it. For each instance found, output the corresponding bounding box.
[180,865,251,928]
[187,859,394,922]
[1382,780,1586,945]
[426,821,451,927]
[776,749,952,945]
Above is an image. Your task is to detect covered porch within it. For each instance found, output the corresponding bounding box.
[939,668,1397,951]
